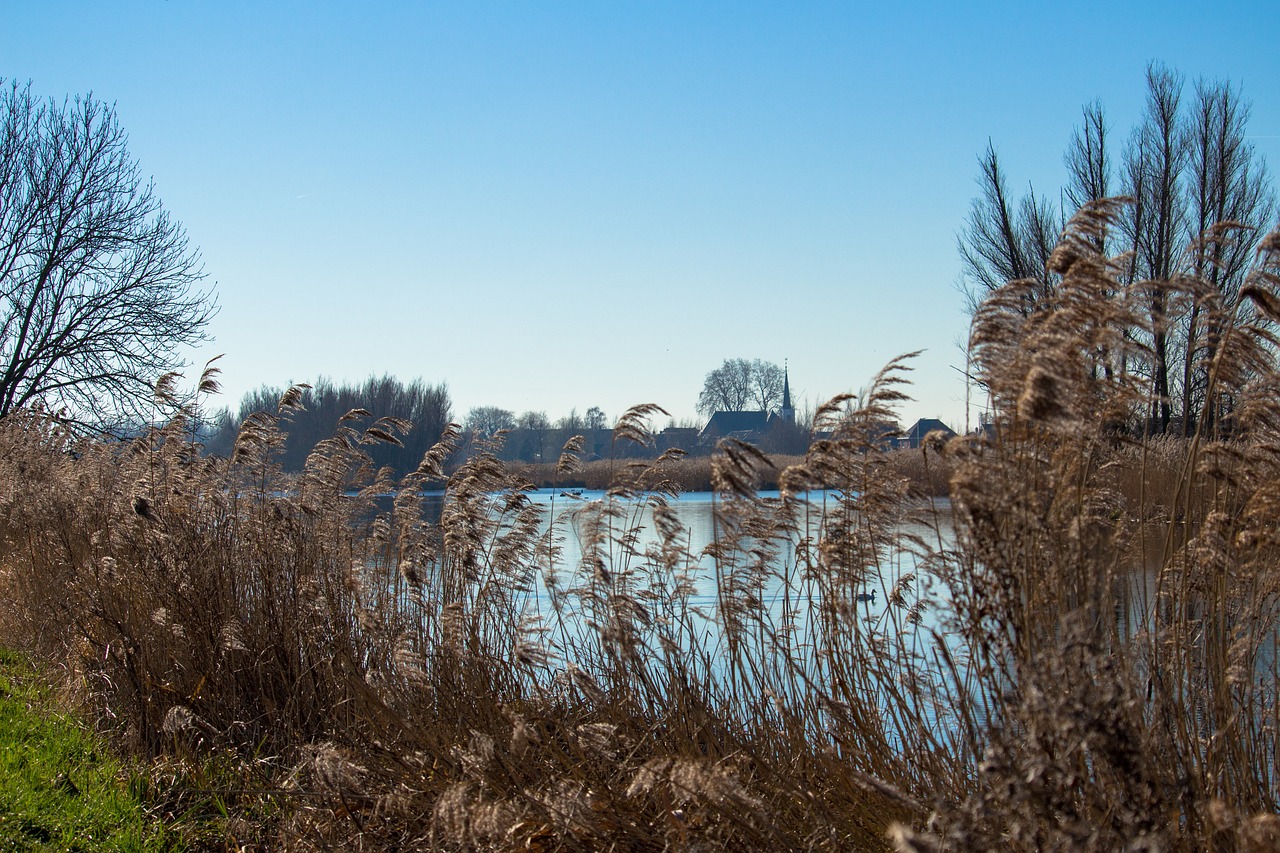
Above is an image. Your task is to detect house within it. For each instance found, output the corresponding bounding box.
[658,427,700,453]
[902,418,957,449]
[867,420,904,451]
[699,410,773,444]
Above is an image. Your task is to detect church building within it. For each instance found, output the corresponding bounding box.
[699,363,797,446]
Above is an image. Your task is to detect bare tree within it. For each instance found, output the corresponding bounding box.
[698,358,753,414]
[1180,77,1276,432]
[697,357,785,415]
[0,81,213,426]
[961,64,1275,435]
[958,143,1059,313]
[1124,65,1187,433]
[464,405,515,436]
[516,410,550,430]
[747,358,784,411]
[584,406,607,430]
[1065,101,1112,217]
[556,408,584,430]
[1065,101,1125,384]
[514,410,551,461]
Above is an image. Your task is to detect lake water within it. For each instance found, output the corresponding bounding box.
[518,487,945,612]
[392,487,1279,759]
[421,487,960,723]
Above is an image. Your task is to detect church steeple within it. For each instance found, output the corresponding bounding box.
[780,360,794,424]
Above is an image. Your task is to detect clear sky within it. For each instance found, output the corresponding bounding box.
[4,2,1278,432]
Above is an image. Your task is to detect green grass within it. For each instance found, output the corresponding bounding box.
[0,649,173,852]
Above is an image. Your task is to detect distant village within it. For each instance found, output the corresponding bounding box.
[472,367,958,464]
[475,413,959,465]
[202,366,961,474]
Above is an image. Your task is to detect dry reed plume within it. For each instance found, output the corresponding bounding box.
[1,200,1279,849]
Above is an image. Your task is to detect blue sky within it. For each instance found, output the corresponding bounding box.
[4,2,1278,431]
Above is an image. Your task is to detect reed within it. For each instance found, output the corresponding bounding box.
[1,202,1279,850]
[512,453,809,492]
[513,451,949,497]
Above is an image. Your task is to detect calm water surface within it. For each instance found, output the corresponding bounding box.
[483,489,958,671]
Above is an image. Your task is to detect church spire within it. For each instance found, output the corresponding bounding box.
[781,360,794,424]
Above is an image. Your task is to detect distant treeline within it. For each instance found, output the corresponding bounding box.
[202,377,815,476]
[205,375,453,479]
[202,377,679,477]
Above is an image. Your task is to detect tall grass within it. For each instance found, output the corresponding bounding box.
[512,453,808,492]
[515,450,953,497]
[1,201,1279,849]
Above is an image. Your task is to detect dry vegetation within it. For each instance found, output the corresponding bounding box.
[515,451,955,498]
[3,203,1280,850]
[511,454,807,493]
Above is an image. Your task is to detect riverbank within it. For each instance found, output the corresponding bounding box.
[0,649,170,851]
[510,446,957,496]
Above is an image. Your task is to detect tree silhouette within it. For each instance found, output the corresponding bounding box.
[959,64,1275,435]
[0,81,213,427]
[697,358,784,415]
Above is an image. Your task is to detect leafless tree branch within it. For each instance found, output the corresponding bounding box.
[0,80,215,428]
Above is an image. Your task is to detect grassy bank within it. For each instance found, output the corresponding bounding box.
[0,649,170,851]
[2,209,1280,850]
